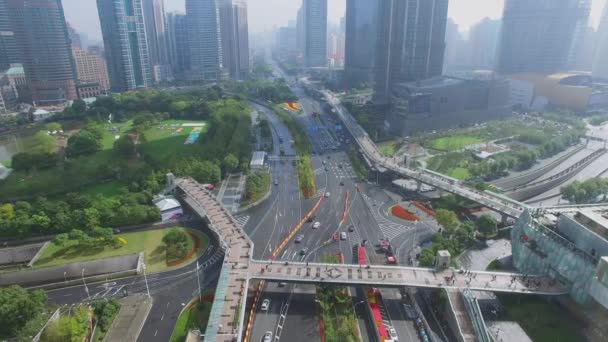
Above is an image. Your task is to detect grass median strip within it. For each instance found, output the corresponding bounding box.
[33,227,208,273]
[273,105,316,198]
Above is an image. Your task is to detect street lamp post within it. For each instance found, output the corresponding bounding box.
[196,261,203,302]
[142,262,151,298]
[81,268,89,297]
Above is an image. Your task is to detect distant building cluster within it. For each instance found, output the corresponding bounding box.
[272,0,608,135]
[0,0,251,118]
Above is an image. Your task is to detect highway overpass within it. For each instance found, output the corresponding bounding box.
[174,177,571,341]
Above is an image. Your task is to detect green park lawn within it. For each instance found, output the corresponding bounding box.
[80,181,127,198]
[378,141,398,157]
[449,167,471,180]
[100,120,134,150]
[431,135,482,151]
[33,228,209,273]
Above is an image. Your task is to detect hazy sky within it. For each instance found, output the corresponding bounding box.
[64,0,608,43]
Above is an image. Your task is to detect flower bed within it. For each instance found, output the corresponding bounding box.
[391,205,420,221]
[166,232,201,267]
[413,201,437,217]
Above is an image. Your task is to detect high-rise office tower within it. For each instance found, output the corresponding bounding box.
[302,0,327,67]
[143,0,170,83]
[497,0,590,74]
[469,18,501,70]
[296,5,305,57]
[594,3,608,79]
[374,0,449,104]
[97,0,152,92]
[186,0,224,81]
[72,47,110,91]
[344,0,379,87]
[166,12,190,78]
[0,0,18,71]
[7,0,77,104]
[67,22,83,49]
[220,0,249,80]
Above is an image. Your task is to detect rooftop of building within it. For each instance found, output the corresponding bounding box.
[153,196,181,212]
[250,151,266,167]
[5,66,24,75]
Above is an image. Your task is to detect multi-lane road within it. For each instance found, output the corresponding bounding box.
[243,65,439,342]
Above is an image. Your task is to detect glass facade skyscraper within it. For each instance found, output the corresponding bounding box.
[97,0,152,92]
[302,0,327,68]
[497,0,590,74]
[7,0,77,104]
[186,0,224,81]
[344,0,378,87]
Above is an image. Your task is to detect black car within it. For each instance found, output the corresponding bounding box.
[340,181,344,186]
[348,225,355,232]
[307,215,316,223]
[299,247,308,255]
[361,239,368,247]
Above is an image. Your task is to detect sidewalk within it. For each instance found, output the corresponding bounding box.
[104,294,153,342]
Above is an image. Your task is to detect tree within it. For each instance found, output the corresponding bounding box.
[113,135,136,158]
[52,233,69,246]
[45,122,62,132]
[71,99,87,115]
[163,229,188,245]
[66,131,101,157]
[419,249,435,267]
[91,227,114,243]
[0,286,48,336]
[0,203,15,220]
[33,131,57,154]
[223,154,239,173]
[435,209,460,233]
[477,215,498,236]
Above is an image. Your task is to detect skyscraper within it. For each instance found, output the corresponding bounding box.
[344,0,379,87]
[143,0,170,83]
[166,12,190,78]
[186,0,224,81]
[97,0,152,92]
[374,0,449,104]
[468,18,501,70]
[497,0,590,74]
[302,0,327,67]
[594,3,608,79]
[220,0,249,80]
[67,22,82,49]
[72,47,110,91]
[7,0,77,104]
[0,0,17,71]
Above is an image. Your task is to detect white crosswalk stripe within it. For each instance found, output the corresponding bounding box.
[361,194,411,240]
[314,167,325,175]
[315,188,327,197]
[233,214,250,228]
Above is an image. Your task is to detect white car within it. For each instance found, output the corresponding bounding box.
[340,232,347,240]
[312,222,321,229]
[324,192,331,197]
[387,326,398,340]
[260,299,270,311]
[263,331,273,342]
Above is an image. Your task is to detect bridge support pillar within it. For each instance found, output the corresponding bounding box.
[501,214,509,226]
[416,181,422,192]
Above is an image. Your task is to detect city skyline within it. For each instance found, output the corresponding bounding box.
[63,0,608,43]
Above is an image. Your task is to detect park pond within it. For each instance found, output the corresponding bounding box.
[0,131,35,164]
